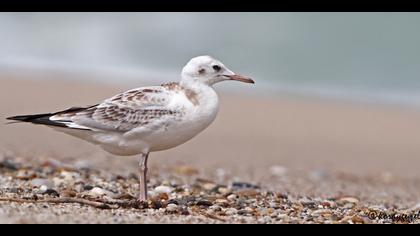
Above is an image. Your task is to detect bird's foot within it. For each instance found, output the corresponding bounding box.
[133,198,149,209]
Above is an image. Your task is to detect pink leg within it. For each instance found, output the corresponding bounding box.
[138,152,149,201]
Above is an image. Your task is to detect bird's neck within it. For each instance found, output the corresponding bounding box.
[180,78,214,94]
[180,78,219,109]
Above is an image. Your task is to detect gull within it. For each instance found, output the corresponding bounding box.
[7,55,254,201]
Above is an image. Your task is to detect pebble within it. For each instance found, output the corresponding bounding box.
[217,187,231,195]
[44,189,60,197]
[232,182,260,189]
[338,196,360,204]
[258,216,273,224]
[321,200,337,208]
[299,198,317,209]
[166,203,179,213]
[0,159,20,170]
[227,194,237,201]
[202,183,217,191]
[35,185,59,197]
[60,171,80,184]
[15,170,36,180]
[238,207,254,215]
[195,199,213,207]
[37,185,48,194]
[237,189,259,198]
[225,208,238,215]
[83,185,94,191]
[60,190,77,198]
[351,215,368,224]
[87,187,114,198]
[209,205,222,212]
[215,199,230,207]
[154,186,173,195]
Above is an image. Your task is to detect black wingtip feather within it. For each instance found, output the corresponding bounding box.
[6,113,67,128]
[6,105,98,128]
[7,113,52,122]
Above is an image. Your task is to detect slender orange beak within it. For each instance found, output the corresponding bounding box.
[226,74,255,84]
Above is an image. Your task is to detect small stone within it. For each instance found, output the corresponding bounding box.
[36,186,59,197]
[276,213,289,219]
[338,196,360,204]
[276,193,288,199]
[209,205,222,212]
[258,216,272,224]
[299,198,317,209]
[38,185,48,193]
[83,185,94,191]
[44,189,60,197]
[60,171,80,184]
[215,199,230,207]
[232,182,260,189]
[321,200,337,208]
[351,215,368,224]
[166,203,179,213]
[195,199,213,207]
[0,159,20,170]
[225,208,238,215]
[227,194,237,201]
[154,186,173,195]
[343,203,356,209]
[238,207,254,215]
[88,187,114,198]
[52,177,64,187]
[203,183,217,191]
[7,187,23,194]
[312,209,332,217]
[16,169,36,180]
[217,187,231,195]
[237,189,259,198]
[60,190,77,198]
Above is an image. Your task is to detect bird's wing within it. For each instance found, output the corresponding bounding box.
[49,85,185,132]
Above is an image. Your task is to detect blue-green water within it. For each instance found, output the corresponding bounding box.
[1,13,420,105]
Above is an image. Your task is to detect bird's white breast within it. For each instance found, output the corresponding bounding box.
[144,86,219,151]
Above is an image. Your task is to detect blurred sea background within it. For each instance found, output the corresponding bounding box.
[1,12,420,107]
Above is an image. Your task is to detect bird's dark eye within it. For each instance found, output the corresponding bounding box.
[212,65,221,72]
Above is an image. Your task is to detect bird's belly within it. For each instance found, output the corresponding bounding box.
[85,110,217,156]
[145,116,215,151]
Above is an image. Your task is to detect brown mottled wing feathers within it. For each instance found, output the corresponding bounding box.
[52,85,182,132]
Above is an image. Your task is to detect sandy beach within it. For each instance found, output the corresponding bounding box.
[1,70,420,223]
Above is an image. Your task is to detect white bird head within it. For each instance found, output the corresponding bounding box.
[181,55,254,86]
